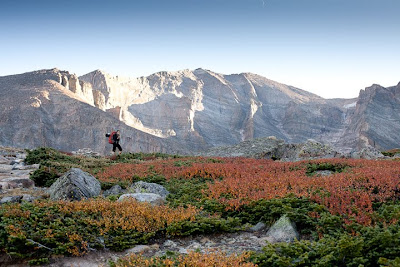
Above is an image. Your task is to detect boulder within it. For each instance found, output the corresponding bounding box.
[297,139,338,159]
[265,215,299,243]
[129,181,169,199]
[118,193,165,206]
[103,184,124,197]
[48,168,101,201]
[351,146,385,159]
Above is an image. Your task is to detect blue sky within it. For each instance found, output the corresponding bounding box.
[1,0,399,98]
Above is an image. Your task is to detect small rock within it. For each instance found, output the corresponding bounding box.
[1,195,23,204]
[227,239,236,245]
[118,193,165,206]
[163,240,178,248]
[72,148,101,157]
[249,222,266,232]
[125,245,151,254]
[200,237,212,244]
[103,184,123,197]
[16,153,27,159]
[315,170,333,176]
[187,241,201,250]
[178,248,188,254]
[10,158,24,165]
[0,165,13,173]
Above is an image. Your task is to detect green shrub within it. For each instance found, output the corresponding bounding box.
[250,224,400,267]
[381,149,400,157]
[379,257,400,267]
[228,196,340,237]
[306,162,349,176]
[30,166,59,187]
[28,258,50,266]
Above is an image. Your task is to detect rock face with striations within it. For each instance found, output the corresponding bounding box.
[0,68,399,154]
[0,69,186,155]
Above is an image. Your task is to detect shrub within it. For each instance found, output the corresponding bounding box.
[113,251,256,267]
[0,199,197,261]
[250,224,400,267]
[30,166,59,187]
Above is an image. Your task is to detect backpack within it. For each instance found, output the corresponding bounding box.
[108,131,116,144]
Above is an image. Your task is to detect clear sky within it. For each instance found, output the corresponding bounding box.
[1,0,399,98]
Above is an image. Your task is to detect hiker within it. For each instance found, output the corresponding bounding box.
[111,130,122,155]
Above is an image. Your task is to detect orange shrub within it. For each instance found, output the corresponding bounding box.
[95,157,400,225]
[35,198,198,234]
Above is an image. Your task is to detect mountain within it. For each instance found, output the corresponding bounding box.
[0,68,399,154]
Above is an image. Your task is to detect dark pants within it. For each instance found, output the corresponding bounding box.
[113,142,122,152]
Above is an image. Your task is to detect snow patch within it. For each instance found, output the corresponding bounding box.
[120,109,176,138]
[250,99,259,118]
[344,102,357,109]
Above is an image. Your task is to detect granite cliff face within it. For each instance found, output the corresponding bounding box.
[0,69,185,155]
[0,68,398,154]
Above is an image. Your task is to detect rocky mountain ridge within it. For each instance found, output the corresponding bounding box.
[1,68,399,154]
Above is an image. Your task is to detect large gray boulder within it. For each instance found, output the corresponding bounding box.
[129,181,169,199]
[48,168,101,201]
[265,215,299,243]
[118,193,165,206]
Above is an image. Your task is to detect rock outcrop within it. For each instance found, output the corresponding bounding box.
[199,136,344,161]
[0,68,399,154]
[48,168,101,201]
[0,146,46,204]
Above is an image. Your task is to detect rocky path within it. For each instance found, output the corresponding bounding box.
[0,147,45,204]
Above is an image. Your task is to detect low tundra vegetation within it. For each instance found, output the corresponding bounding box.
[0,147,399,266]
